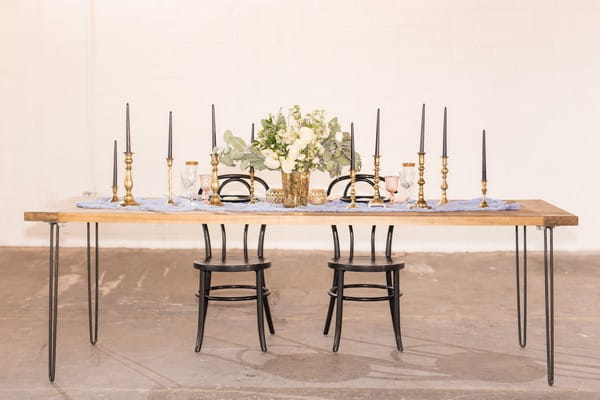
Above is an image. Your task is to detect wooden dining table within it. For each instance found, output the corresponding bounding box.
[24,199,578,386]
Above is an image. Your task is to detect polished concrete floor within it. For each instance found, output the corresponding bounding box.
[1,247,599,399]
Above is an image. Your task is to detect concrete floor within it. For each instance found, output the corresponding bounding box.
[1,247,599,399]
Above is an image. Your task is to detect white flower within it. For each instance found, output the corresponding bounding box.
[335,131,343,143]
[298,127,314,145]
[281,157,296,173]
[264,156,280,170]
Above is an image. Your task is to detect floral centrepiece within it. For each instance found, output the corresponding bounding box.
[219,105,360,177]
[219,106,360,207]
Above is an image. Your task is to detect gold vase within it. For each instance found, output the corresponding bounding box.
[281,171,310,208]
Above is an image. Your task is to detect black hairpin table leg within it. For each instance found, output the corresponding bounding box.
[543,226,555,386]
[86,223,99,345]
[48,223,60,382]
[515,226,527,348]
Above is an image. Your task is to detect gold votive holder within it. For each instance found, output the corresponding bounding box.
[309,189,328,205]
[266,188,284,204]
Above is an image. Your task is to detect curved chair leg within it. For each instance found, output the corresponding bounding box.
[332,270,345,352]
[202,271,211,327]
[323,270,338,335]
[392,269,404,351]
[260,270,275,335]
[256,270,268,352]
[195,271,209,352]
[386,271,400,343]
[86,223,99,345]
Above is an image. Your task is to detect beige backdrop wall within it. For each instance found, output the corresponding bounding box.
[1,0,596,251]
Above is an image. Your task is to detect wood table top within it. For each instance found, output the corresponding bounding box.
[24,200,578,227]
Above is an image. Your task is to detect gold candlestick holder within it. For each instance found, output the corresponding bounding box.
[121,152,139,206]
[249,167,256,204]
[110,185,119,203]
[347,168,357,209]
[209,153,223,206]
[480,180,488,208]
[166,157,174,205]
[368,155,385,208]
[439,156,448,205]
[411,152,431,209]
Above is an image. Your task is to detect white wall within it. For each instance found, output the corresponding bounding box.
[2,0,597,251]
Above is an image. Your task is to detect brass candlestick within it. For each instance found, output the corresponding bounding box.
[412,152,431,209]
[439,156,448,205]
[110,185,119,203]
[249,167,256,204]
[347,168,357,208]
[121,152,139,206]
[368,155,385,208]
[166,158,174,205]
[480,180,488,208]
[209,153,223,206]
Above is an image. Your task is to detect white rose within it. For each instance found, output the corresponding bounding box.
[298,127,314,144]
[281,157,296,173]
[264,156,280,170]
[335,131,343,143]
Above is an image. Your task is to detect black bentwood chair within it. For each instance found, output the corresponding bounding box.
[323,174,405,352]
[194,174,274,352]
[199,173,270,202]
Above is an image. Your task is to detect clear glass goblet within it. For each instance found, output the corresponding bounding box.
[180,171,197,204]
[384,176,399,205]
[199,174,211,203]
[400,163,417,204]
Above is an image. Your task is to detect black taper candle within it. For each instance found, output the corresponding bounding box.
[125,103,131,153]
[350,122,355,170]
[375,108,380,156]
[211,104,216,150]
[168,111,173,159]
[112,140,117,187]
[482,129,487,181]
[251,122,255,143]
[442,106,447,157]
[419,103,425,153]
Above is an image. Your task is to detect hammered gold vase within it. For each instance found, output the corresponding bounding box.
[281,171,310,208]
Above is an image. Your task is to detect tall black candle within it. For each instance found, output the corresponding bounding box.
[442,107,447,157]
[251,122,255,143]
[350,122,355,170]
[168,111,173,159]
[211,104,216,150]
[419,104,425,153]
[482,129,487,181]
[375,108,380,156]
[125,103,131,153]
[112,140,117,187]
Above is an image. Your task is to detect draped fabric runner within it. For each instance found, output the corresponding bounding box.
[77,197,520,213]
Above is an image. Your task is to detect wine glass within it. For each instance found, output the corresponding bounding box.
[384,176,399,205]
[199,174,211,203]
[400,163,417,204]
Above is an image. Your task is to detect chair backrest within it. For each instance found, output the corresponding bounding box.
[326,174,385,197]
[328,174,393,260]
[202,224,267,261]
[218,174,269,195]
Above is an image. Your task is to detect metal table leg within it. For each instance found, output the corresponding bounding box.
[515,226,527,348]
[48,223,60,382]
[86,223,99,345]
[544,226,555,386]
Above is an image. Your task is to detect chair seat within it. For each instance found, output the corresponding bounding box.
[328,256,404,272]
[194,256,271,272]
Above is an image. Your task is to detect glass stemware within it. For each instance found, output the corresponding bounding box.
[384,176,399,205]
[400,163,417,204]
[199,174,211,203]
[181,161,198,203]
